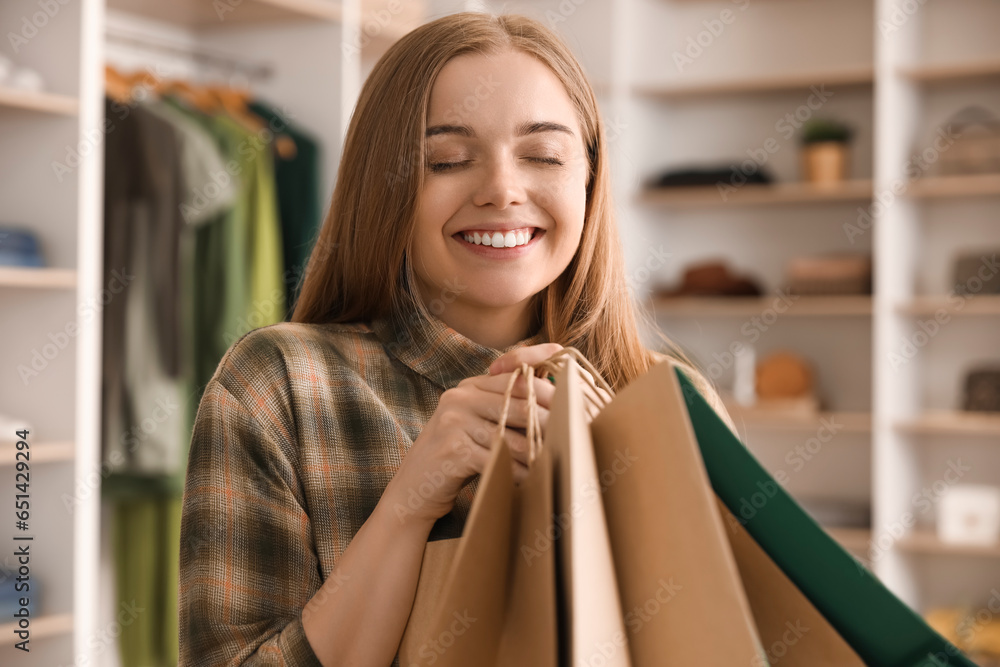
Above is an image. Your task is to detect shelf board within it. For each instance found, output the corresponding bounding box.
[895,411,1000,437]
[898,295,1000,317]
[638,179,874,208]
[653,295,872,317]
[826,527,872,552]
[0,86,79,116]
[896,530,1000,558]
[633,66,873,99]
[0,267,77,289]
[106,0,342,26]
[725,409,872,434]
[898,57,1000,84]
[0,612,73,640]
[905,173,1000,199]
[0,441,75,465]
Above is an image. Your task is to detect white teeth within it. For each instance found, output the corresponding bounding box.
[461,229,535,247]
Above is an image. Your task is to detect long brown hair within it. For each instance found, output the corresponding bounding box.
[291,11,726,408]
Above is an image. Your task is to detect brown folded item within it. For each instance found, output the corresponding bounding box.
[656,260,763,297]
[785,253,872,295]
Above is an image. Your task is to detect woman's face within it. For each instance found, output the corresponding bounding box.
[411,48,589,317]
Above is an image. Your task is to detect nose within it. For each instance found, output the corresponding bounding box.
[472,150,527,209]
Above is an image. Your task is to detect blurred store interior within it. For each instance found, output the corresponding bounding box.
[1,0,999,664]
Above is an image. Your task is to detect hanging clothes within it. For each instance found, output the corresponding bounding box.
[161,95,287,401]
[247,98,323,315]
[102,75,311,667]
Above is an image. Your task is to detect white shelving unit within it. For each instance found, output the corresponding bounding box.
[0,0,102,662]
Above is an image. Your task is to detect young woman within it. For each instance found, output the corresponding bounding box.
[178,11,736,667]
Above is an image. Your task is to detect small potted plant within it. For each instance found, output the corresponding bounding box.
[801,118,853,184]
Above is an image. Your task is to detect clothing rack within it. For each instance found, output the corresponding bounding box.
[104,24,274,81]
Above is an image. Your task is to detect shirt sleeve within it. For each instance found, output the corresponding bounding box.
[179,373,325,667]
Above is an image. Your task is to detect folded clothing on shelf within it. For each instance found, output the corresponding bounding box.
[0,226,45,267]
[646,164,775,188]
[953,249,1000,296]
[963,366,1000,412]
[0,568,38,618]
[654,260,763,297]
[784,252,872,295]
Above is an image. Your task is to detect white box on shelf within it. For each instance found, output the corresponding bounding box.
[937,484,1000,546]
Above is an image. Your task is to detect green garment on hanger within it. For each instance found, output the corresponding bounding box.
[112,492,183,667]
[247,99,323,316]
[162,95,286,403]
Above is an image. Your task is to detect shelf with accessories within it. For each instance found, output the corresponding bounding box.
[632,66,873,100]
[653,294,873,318]
[609,0,1000,622]
[637,178,874,208]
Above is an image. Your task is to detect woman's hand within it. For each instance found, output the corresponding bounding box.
[491,344,613,423]
[384,343,562,527]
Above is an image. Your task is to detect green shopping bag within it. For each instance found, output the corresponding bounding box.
[674,363,979,667]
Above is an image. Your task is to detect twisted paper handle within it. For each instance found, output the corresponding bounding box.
[495,347,615,467]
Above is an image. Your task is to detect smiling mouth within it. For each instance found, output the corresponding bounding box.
[453,228,542,248]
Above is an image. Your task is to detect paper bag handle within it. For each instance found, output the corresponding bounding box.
[495,346,615,466]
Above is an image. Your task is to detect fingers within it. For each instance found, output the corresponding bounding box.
[465,372,557,407]
[474,421,535,467]
[487,343,565,376]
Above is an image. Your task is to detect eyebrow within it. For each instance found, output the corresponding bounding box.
[425,120,575,139]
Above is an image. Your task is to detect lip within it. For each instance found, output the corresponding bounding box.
[451,228,545,259]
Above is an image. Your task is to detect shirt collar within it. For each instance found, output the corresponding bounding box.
[369,307,549,391]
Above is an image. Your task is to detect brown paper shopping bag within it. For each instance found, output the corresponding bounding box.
[397,358,559,666]
[546,355,632,667]
[589,358,865,666]
[397,350,627,666]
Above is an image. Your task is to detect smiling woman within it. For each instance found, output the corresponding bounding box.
[178,10,734,667]
[410,48,588,349]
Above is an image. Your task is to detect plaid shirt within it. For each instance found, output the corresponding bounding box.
[178,307,736,666]
[178,307,548,666]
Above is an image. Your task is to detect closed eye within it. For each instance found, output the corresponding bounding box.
[427,156,565,172]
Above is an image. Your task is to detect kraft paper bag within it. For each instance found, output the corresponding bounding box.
[547,357,632,667]
[398,352,626,667]
[672,363,981,667]
[397,360,560,667]
[396,416,515,666]
[590,358,979,667]
[589,359,770,666]
[714,494,866,666]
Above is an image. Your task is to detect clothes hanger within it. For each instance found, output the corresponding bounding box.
[104,65,134,104]
[210,82,298,160]
[156,78,217,115]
